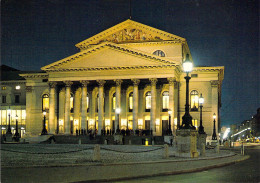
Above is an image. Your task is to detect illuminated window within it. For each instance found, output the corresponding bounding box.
[153,50,165,57]
[2,96,6,103]
[112,93,116,111]
[129,92,133,112]
[192,119,198,129]
[15,85,21,90]
[145,91,151,112]
[2,86,6,90]
[21,110,26,125]
[86,93,89,112]
[70,94,74,113]
[42,94,49,111]
[162,91,169,112]
[190,90,199,111]
[128,120,133,130]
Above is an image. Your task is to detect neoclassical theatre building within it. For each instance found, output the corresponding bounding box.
[20,20,224,140]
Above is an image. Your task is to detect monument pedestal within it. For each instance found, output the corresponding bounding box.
[5,133,13,142]
[175,129,199,158]
[211,140,218,146]
[197,133,207,151]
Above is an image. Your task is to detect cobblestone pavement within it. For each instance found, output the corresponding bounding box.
[1,144,234,168]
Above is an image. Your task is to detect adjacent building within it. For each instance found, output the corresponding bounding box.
[2,20,224,141]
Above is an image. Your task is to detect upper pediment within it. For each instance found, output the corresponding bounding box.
[75,19,186,50]
[41,42,178,72]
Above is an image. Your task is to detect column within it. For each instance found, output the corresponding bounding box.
[74,87,81,131]
[80,81,89,130]
[97,80,106,135]
[211,80,219,137]
[115,79,123,129]
[49,82,57,134]
[25,86,32,135]
[132,79,140,132]
[58,88,65,133]
[168,77,175,135]
[150,78,157,135]
[64,81,73,134]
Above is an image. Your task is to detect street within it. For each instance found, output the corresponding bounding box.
[117,145,260,183]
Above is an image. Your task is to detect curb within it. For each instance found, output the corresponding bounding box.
[75,155,250,183]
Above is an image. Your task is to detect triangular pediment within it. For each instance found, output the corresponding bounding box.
[75,19,186,50]
[41,42,177,71]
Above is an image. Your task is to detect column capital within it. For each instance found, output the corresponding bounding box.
[210,80,219,87]
[64,81,73,87]
[131,79,140,86]
[114,79,123,86]
[25,86,33,92]
[149,78,158,86]
[97,80,106,87]
[49,82,57,88]
[167,77,176,85]
[80,80,89,87]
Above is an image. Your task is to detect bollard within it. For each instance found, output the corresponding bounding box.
[129,140,131,145]
[104,139,107,145]
[163,144,169,159]
[93,144,101,161]
[241,143,245,155]
[152,140,155,146]
[78,138,81,145]
[215,144,220,154]
[201,143,206,157]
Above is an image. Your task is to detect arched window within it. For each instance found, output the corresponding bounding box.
[145,91,151,112]
[153,50,165,57]
[129,92,133,112]
[70,93,74,113]
[162,91,169,112]
[190,90,199,111]
[112,93,116,112]
[42,94,49,111]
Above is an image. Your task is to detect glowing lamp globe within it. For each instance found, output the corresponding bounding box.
[213,113,216,119]
[183,54,193,73]
[199,94,204,105]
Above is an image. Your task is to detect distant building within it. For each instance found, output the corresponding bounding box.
[0,65,27,137]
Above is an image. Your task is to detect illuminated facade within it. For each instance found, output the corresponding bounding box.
[18,20,224,139]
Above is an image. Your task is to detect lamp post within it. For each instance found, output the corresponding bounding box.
[7,108,12,134]
[115,108,121,133]
[41,110,48,135]
[168,110,172,135]
[198,93,205,134]
[14,114,20,140]
[180,54,195,129]
[212,113,217,140]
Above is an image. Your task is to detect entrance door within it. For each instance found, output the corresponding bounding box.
[145,120,150,130]
[162,120,169,135]
[70,120,73,134]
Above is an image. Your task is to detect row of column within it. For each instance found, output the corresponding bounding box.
[48,77,176,135]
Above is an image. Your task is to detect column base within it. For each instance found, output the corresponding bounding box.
[175,129,199,158]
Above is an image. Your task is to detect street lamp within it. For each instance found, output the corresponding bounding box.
[7,108,12,134]
[198,93,205,134]
[212,113,217,140]
[168,110,172,135]
[14,114,20,140]
[180,54,195,129]
[41,110,48,135]
[115,108,121,133]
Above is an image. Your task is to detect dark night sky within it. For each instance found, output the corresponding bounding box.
[1,0,259,127]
